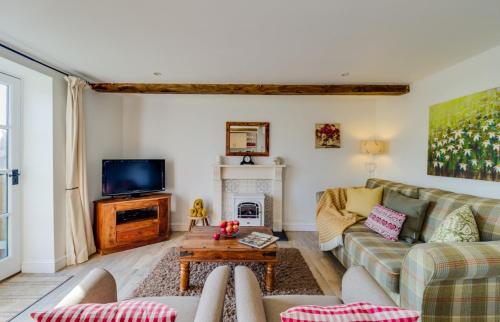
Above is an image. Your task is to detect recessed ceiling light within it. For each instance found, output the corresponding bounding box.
[153,72,162,76]
[341,72,350,77]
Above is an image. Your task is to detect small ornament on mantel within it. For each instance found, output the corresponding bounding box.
[240,155,254,165]
[273,157,283,165]
[215,155,223,164]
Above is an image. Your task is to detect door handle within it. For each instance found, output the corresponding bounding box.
[8,169,20,185]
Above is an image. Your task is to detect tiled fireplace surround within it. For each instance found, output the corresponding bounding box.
[213,164,286,231]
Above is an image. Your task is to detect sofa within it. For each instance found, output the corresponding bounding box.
[55,265,230,322]
[235,265,396,322]
[317,178,500,321]
[52,264,393,322]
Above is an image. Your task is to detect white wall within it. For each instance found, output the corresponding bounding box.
[84,90,124,213]
[122,95,377,231]
[376,44,500,199]
[0,50,64,273]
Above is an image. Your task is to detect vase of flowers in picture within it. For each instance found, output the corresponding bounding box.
[315,123,341,148]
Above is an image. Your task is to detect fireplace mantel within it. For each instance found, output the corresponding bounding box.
[213,164,286,231]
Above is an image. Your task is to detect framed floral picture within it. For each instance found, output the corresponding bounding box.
[315,123,341,148]
[427,87,499,182]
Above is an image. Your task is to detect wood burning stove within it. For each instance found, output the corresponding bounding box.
[232,193,265,226]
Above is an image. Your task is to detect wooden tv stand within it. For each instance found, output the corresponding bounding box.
[94,193,171,255]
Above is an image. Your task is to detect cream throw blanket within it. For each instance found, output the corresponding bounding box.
[316,188,362,251]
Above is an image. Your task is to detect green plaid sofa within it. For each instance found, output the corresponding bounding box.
[318,178,500,321]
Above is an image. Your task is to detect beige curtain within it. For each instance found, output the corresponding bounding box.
[65,76,96,265]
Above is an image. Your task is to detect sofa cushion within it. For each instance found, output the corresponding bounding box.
[429,205,480,243]
[345,222,372,234]
[383,189,430,243]
[263,295,341,322]
[344,232,413,292]
[345,187,383,217]
[332,223,372,267]
[279,302,419,322]
[365,205,406,241]
[366,178,420,199]
[32,300,177,322]
[131,297,199,322]
[419,188,500,242]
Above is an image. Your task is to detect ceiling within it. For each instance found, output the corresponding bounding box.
[1,0,500,83]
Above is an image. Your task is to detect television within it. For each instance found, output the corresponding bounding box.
[102,159,165,196]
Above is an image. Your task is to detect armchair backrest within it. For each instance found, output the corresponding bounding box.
[56,268,117,307]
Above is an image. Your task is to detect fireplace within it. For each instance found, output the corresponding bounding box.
[232,193,265,226]
[213,164,286,232]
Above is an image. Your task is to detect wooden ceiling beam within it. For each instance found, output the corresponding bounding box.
[90,83,409,95]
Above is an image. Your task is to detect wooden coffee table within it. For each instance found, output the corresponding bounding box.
[179,226,278,292]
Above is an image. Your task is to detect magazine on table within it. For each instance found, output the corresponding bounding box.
[239,232,279,249]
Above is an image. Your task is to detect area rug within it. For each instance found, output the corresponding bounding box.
[0,274,72,321]
[132,247,323,321]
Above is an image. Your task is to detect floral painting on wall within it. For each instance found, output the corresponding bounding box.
[315,123,341,148]
[427,87,499,182]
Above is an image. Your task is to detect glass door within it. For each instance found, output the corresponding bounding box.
[0,72,21,281]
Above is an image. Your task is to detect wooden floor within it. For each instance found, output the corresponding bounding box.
[5,231,345,322]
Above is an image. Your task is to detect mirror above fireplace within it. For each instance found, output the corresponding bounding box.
[226,122,270,156]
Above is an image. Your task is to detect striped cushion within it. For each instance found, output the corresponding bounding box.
[344,232,412,292]
[31,300,176,322]
[419,188,500,242]
[365,205,406,241]
[365,178,420,199]
[280,302,419,322]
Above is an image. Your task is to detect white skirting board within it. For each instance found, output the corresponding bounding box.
[22,255,66,273]
[283,223,317,232]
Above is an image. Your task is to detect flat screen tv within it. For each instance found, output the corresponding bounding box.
[102,159,165,196]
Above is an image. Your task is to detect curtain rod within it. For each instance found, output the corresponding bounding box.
[0,42,70,77]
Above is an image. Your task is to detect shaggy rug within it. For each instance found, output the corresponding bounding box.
[131,247,323,321]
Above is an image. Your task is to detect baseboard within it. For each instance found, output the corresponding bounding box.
[283,223,317,231]
[171,223,189,231]
[22,255,67,273]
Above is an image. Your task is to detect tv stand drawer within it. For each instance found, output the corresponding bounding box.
[116,218,159,232]
[116,223,159,243]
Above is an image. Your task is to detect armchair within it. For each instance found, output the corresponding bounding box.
[400,241,500,321]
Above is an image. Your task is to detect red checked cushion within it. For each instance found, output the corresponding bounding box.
[280,302,419,322]
[31,300,176,322]
[364,205,406,241]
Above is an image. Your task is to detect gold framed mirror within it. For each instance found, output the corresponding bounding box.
[226,122,270,156]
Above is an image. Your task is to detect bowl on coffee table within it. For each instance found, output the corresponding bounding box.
[219,220,240,238]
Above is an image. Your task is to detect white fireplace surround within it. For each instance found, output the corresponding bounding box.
[213,164,286,231]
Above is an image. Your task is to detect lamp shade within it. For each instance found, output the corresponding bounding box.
[360,140,385,154]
